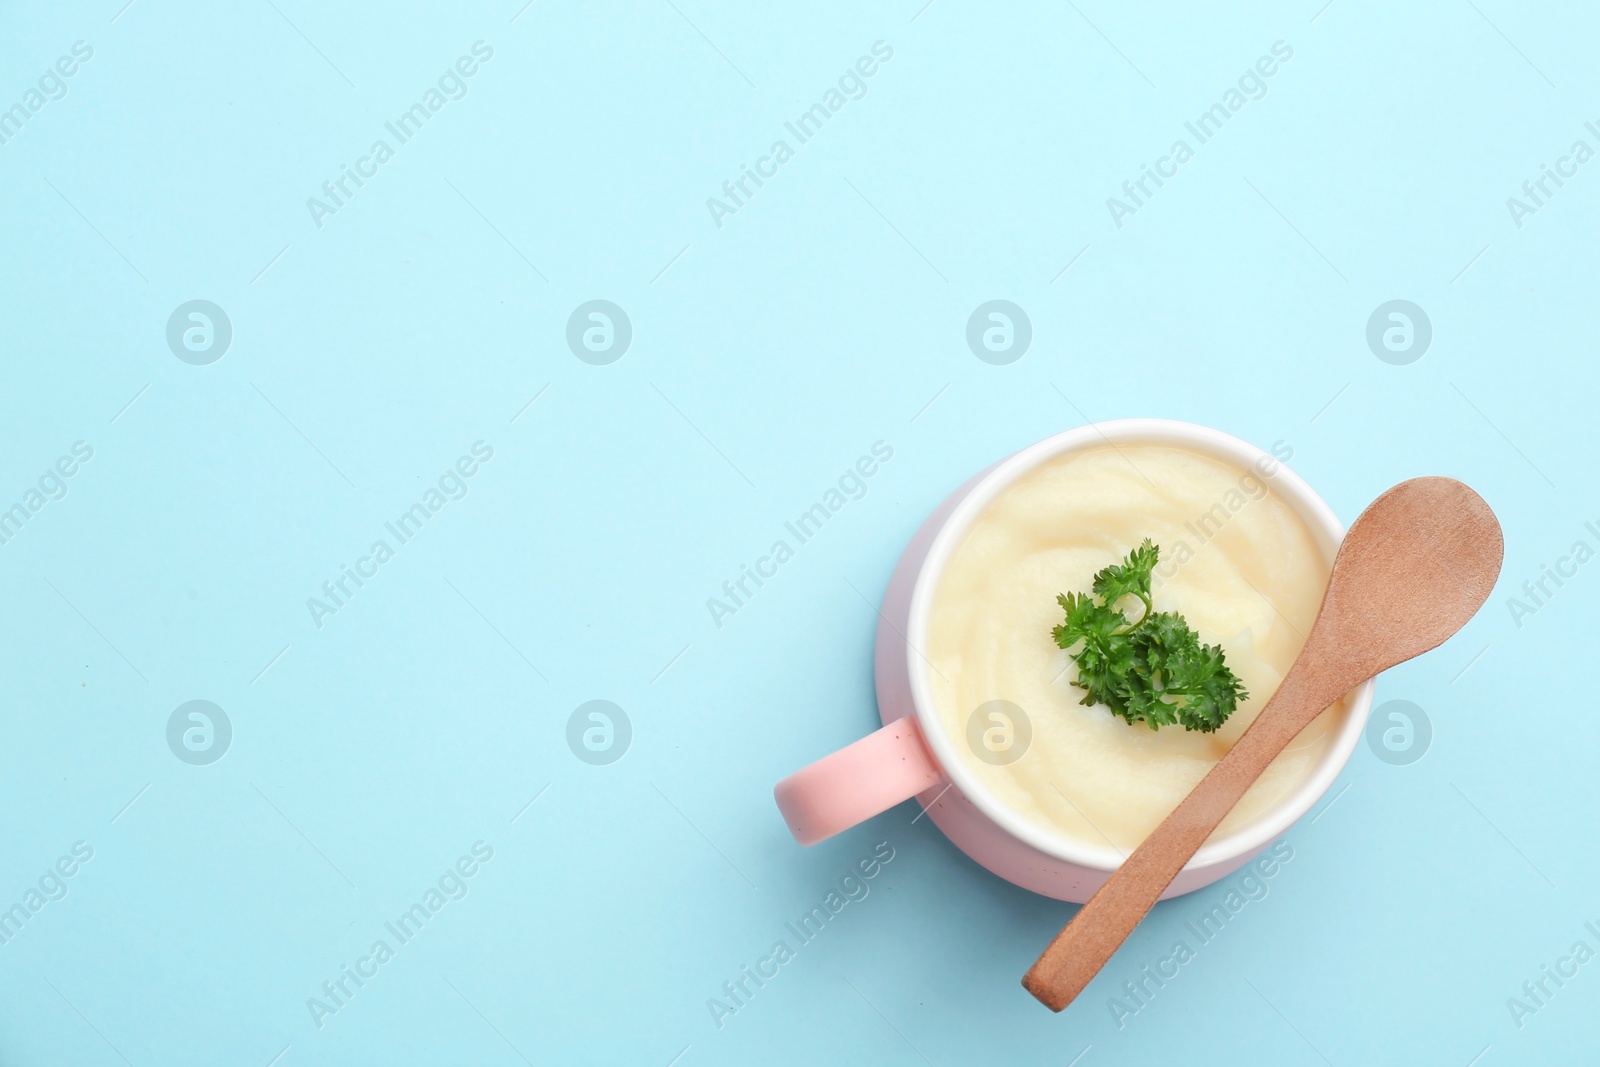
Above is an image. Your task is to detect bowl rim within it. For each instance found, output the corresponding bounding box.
[904,418,1374,872]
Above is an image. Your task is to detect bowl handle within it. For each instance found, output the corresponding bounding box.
[773,717,943,845]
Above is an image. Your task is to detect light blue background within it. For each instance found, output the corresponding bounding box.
[1,1,1594,1063]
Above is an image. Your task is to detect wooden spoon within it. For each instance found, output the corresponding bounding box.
[1023,476,1503,1011]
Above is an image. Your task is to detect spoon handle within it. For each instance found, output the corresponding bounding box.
[1022,662,1347,1011]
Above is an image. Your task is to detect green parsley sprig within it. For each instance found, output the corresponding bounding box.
[1052,539,1247,733]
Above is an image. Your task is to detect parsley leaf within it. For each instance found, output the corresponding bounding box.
[1051,542,1248,733]
[1090,538,1159,618]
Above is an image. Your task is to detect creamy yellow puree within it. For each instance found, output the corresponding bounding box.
[927,444,1345,854]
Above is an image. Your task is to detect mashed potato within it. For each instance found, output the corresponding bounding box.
[927,445,1345,853]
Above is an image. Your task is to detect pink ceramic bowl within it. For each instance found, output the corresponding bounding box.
[774,419,1374,902]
